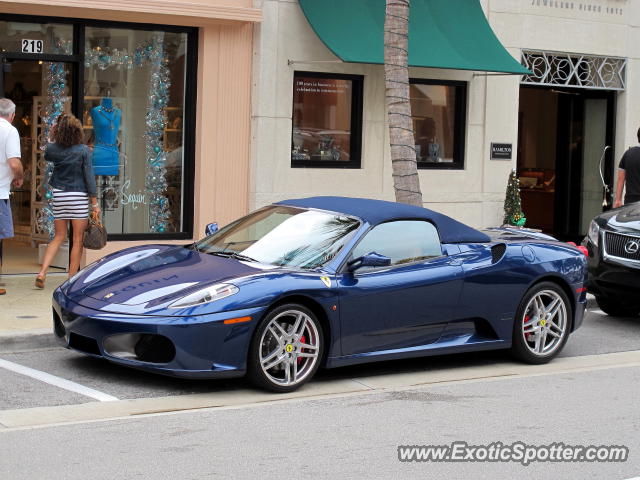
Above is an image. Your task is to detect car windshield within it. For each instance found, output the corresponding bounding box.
[192,206,361,269]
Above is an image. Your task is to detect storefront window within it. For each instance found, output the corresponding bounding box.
[410,80,466,169]
[84,27,188,235]
[0,21,73,54]
[291,72,362,168]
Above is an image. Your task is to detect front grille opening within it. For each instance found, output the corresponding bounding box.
[491,243,507,263]
[103,333,176,364]
[135,335,176,363]
[53,308,65,338]
[604,231,640,262]
[69,332,101,356]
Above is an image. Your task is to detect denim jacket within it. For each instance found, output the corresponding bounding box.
[45,143,97,196]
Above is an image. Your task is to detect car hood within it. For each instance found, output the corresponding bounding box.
[594,203,640,233]
[65,244,275,309]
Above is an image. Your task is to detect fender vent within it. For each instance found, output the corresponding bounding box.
[491,243,507,263]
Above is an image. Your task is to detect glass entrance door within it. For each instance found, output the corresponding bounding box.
[581,99,608,234]
[518,86,615,242]
[1,58,73,274]
[554,90,615,241]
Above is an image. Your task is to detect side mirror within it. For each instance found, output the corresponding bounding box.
[205,222,218,236]
[348,252,391,272]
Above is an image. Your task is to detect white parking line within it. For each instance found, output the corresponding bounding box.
[0,358,118,402]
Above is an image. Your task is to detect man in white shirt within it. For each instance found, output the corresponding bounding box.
[0,98,24,295]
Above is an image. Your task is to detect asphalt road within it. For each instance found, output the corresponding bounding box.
[2,365,639,479]
[1,305,640,479]
[2,306,640,410]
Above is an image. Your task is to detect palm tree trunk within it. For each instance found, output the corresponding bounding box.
[384,0,423,206]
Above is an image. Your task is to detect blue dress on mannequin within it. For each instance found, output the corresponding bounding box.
[90,98,121,176]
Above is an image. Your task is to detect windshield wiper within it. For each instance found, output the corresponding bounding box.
[208,251,258,263]
[228,252,259,263]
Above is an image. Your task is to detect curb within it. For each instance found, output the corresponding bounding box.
[0,329,57,352]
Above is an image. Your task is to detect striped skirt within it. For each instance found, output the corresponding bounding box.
[51,189,89,220]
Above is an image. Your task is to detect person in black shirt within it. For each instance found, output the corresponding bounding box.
[614,127,640,208]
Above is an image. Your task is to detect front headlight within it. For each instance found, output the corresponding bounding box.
[587,220,600,247]
[168,283,239,308]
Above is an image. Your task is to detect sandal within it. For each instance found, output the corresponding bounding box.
[35,276,45,289]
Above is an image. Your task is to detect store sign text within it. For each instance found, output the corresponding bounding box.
[491,143,513,160]
[120,180,148,210]
[529,1,626,16]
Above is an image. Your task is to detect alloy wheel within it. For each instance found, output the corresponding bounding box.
[258,309,321,387]
[521,289,568,356]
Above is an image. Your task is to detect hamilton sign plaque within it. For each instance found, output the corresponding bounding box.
[491,143,513,160]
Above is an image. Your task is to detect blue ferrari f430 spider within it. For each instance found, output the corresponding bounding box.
[53,197,587,392]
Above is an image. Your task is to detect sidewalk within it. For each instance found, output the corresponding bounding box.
[0,274,66,350]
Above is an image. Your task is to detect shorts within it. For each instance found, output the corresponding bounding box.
[0,198,14,240]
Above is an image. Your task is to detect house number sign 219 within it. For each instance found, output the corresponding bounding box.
[21,39,44,53]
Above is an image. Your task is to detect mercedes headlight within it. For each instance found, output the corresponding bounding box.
[587,220,600,247]
[168,283,239,308]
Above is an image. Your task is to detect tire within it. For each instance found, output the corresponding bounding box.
[595,296,640,317]
[511,281,572,364]
[247,304,324,393]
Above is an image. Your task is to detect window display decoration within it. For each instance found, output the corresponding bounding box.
[84,39,163,70]
[37,62,68,238]
[84,36,172,233]
[54,39,73,55]
[143,36,172,233]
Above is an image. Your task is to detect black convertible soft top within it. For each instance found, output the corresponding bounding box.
[277,196,491,244]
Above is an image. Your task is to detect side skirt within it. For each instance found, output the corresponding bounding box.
[326,339,511,369]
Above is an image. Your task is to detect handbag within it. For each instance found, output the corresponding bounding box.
[83,211,107,250]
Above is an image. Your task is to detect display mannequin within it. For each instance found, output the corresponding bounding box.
[428,138,441,163]
[90,97,121,176]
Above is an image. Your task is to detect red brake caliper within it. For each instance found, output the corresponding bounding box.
[297,335,306,364]
[524,315,533,342]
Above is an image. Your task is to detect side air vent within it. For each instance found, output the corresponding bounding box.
[491,243,507,263]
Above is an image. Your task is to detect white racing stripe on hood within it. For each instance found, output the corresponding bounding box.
[84,249,160,284]
[119,282,199,306]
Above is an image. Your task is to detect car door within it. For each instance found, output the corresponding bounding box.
[337,220,464,356]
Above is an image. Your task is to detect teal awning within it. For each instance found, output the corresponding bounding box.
[298,0,530,75]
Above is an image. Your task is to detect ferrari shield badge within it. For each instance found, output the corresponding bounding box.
[104,292,115,299]
[320,276,331,288]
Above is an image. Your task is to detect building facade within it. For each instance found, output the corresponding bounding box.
[251,0,640,241]
[1,0,638,275]
[0,0,259,273]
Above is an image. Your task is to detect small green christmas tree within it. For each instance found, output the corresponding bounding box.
[503,170,526,227]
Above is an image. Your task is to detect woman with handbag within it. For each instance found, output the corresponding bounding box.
[35,113,101,288]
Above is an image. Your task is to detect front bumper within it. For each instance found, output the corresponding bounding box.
[53,290,267,379]
[584,240,640,301]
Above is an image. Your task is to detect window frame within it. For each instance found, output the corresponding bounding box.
[341,219,445,274]
[291,71,364,169]
[0,13,197,241]
[409,78,467,171]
